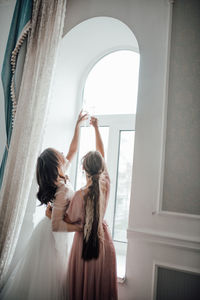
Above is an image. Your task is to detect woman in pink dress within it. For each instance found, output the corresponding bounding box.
[66,117,118,300]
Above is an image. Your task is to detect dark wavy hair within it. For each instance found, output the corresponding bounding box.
[82,151,105,260]
[36,148,59,205]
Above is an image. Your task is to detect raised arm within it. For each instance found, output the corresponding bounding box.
[66,111,88,162]
[46,209,81,232]
[90,116,105,158]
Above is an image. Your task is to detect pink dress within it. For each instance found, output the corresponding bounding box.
[66,170,118,300]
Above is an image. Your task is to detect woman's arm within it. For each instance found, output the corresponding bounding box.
[66,111,88,162]
[45,203,82,232]
[90,117,110,192]
[90,116,105,158]
[45,184,81,233]
[65,223,82,232]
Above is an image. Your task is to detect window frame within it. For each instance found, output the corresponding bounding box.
[75,114,135,236]
[73,49,139,278]
[112,129,135,244]
[96,114,135,236]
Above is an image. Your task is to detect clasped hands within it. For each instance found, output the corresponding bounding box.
[45,203,69,223]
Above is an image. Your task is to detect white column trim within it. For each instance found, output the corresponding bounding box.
[153,0,177,215]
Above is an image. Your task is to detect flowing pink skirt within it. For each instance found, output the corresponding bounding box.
[67,223,118,300]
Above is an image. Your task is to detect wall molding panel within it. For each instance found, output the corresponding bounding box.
[153,0,174,216]
[127,228,200,251]
[155,210,200,220]
[152,261,200,300]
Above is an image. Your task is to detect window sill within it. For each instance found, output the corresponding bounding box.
[117,276,126,284]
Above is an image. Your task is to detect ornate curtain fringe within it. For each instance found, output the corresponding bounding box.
[10,21,32,128]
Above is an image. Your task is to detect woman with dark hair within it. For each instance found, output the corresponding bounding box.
[65,117,118,300]
[0,111,87,300]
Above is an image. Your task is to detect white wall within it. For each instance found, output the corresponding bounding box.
[61,1,200,299]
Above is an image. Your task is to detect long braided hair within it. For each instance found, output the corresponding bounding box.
[82,151,105,260]
[36,148,60,205]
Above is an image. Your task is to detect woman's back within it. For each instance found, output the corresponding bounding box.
[66,169,118,300]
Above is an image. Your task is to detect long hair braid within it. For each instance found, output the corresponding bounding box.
[82,151,104,260]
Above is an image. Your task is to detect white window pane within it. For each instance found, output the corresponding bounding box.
[113,130,135,242]
[114,241,127,279]
[75,126,109,189]
[83,50,140,115]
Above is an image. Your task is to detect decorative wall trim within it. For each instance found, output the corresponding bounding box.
[153,0,175,215]
[154,210,200,220]
[127,228,200,251]
[151,262,158,300]
[153,261,200,275]
[157,0,200,219]
[151,261,200,300]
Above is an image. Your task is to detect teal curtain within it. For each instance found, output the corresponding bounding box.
[0,0,33,189]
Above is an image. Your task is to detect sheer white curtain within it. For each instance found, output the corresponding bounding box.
[0,0,66,282]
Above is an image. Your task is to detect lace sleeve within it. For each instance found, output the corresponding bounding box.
[51,181,74,232]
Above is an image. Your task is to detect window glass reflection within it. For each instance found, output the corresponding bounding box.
[83,50,139,115]
[113,130,135,242]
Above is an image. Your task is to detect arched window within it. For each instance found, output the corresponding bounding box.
[75,50,140,277]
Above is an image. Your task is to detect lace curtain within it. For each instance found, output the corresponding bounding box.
[0,0,66,282]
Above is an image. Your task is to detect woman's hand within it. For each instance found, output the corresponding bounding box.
[90,116,98,128]
[63,214,71,223]
[62,215,82,232]
[66,110,88,162]
[45,203,52,219]
[90,116,104,157]
[76,110,88,127]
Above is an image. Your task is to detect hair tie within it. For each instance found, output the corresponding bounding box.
[92,174,99,181]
